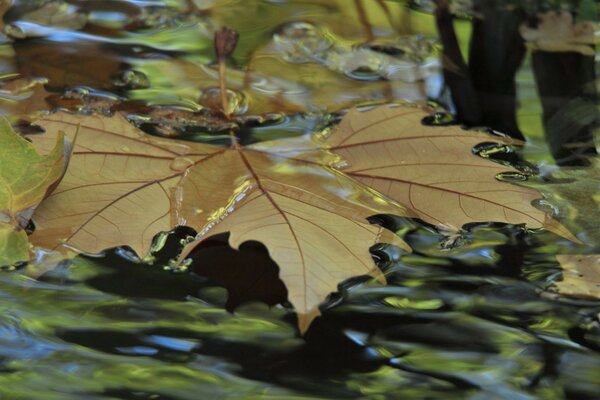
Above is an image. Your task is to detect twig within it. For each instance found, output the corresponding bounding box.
[214,27,239,120]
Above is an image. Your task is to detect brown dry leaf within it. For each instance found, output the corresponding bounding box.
[29,110,408,333]
[29,104,574,333]
[29,112,218,254]
[556,255,600,300]
[325,105,577,241]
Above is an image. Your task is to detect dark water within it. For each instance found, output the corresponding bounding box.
[1,1,600,399]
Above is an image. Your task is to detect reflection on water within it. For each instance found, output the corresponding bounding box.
[0,0,599,399]
[2,223,600,399]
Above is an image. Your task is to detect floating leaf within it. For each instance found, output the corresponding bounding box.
[29,104,574,332]
[29,112,218,255]
[0,117,66,266]
[325,105,576,241]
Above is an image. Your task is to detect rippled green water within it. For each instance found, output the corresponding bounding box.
[1,1,600,399]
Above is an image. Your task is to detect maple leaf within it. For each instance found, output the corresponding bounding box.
[323,105,576,241]
[29,104,573,332]
[0,117,66,266]
[28,112,218,254]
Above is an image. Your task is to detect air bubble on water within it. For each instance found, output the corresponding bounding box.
[273,21,332,64]
[422,112,455,126]
[198,87,248,116]
[4,23,27,39]
[114,70,150,89]
[313,127,333,143]
[164,258,189,273]
[115,248,141,262]
[496,171,528,182]
[533,198,560,217]
[517,163,538,175]
[332,159,349,169]
[172,186,186,226]
[473,143,512,159]
[147,231,170,256]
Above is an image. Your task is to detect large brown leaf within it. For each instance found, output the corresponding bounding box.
[29,104,573,332]
[325,105,576,241]
[29,113,219,253]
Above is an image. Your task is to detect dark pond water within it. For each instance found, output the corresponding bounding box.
[1,0,600,398]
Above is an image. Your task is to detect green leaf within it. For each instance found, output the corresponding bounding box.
[0,117,66,266]
[0,223,29,267]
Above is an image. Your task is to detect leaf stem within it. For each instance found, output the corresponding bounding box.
[213,27,239,120]
[229,129,239,149]
[218,59,229,120]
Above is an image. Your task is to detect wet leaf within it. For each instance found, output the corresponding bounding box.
[520,11,597,56]
[556,255,600,300]
[326,105,576,242]
[0,117,66,266]
[29,112,218,255]
[29,104,573,332]
[29,110,408,333]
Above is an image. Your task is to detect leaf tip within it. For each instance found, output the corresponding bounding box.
[297,307,321,335]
